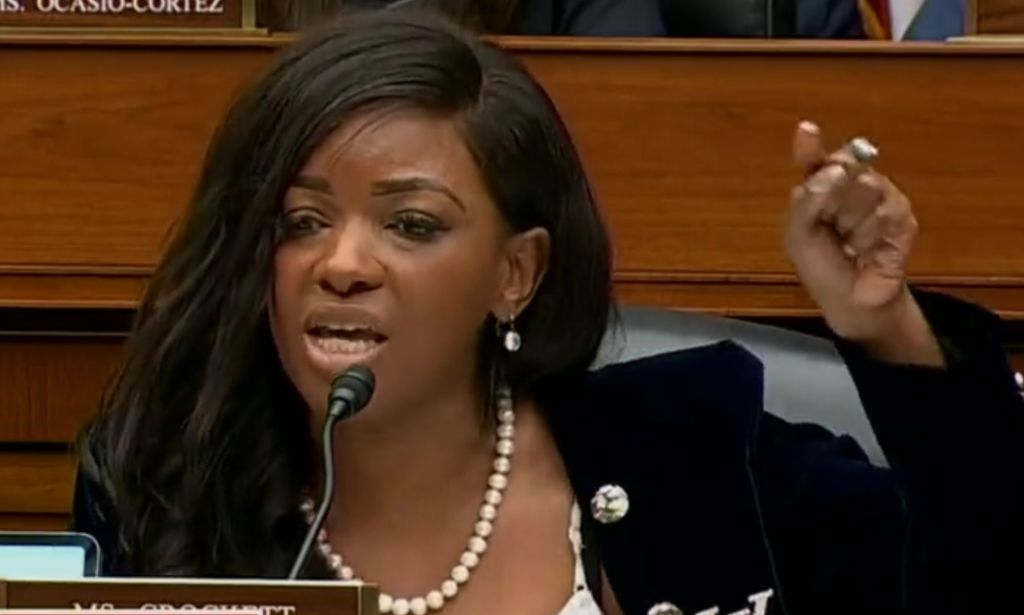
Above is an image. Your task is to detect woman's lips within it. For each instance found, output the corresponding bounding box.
[303,331,388,376]
[300,303,389,377]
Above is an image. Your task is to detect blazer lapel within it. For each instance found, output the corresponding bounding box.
[544,343,783,614]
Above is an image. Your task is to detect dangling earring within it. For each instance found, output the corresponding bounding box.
[501,313,521,353]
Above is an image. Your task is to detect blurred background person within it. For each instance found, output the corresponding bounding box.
[259,0,877,38]
[860,0,967,40]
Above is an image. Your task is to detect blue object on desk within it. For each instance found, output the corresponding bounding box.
[0,532,100,579]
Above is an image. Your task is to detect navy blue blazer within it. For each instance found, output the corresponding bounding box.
[73,291,1024,614]
[539,291,1024,614]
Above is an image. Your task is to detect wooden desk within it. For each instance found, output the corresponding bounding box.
[1,36,1023,528]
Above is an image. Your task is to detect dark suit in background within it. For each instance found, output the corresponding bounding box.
[520,0,866,38]
[262,0,866,38]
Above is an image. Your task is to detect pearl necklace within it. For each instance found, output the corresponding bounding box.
[301,387,515,615]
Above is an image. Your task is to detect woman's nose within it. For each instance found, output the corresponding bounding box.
[314,222,384,297]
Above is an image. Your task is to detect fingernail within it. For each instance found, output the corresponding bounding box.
[798,120,821,135]
[843,244,857,259]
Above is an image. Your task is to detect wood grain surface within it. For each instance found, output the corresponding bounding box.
[978,0,1024,34]
[1,38,1022,314]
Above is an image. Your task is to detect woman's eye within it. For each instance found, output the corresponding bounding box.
[388,212,446,241]
[278,211,329,239]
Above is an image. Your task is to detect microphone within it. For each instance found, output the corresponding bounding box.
[327,365,375,421]
[288,365,376,580]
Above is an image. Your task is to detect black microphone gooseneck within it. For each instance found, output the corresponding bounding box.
[288,365,376,580]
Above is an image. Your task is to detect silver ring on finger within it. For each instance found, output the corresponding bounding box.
[846,137,879,165]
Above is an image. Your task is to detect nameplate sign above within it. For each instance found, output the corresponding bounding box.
[0,0,255,31]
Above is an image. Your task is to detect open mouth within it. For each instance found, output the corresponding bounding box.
[305,324,389,356]
[300,306,390,376]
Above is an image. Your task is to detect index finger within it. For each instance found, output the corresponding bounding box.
[793,121,826,175]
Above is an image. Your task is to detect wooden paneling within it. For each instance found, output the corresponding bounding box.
[0,334,123,443]
[512,42,1024,314]
[0,513,69,531]
[0,449,75,530]
[0,43,273,276]
[978,0,1024,34]
[1,38,1023,315]
[0,270,147,309]
[0,450,74,513]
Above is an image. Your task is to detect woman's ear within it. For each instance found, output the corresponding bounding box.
[492,227,551,318]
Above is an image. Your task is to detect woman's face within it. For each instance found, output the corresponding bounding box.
[269,109,546,421]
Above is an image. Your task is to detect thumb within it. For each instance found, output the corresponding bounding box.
[793,120,826,175]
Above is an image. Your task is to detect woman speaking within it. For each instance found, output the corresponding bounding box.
[73,9,1023,615]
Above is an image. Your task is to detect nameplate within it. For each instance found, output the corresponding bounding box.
[0,611,261,615]
[0,579,377,615]
[0,0,255,31]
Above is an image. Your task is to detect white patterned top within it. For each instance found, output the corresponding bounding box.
[555,503,603,615]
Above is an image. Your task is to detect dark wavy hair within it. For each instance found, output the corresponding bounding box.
[79,8,612,576]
